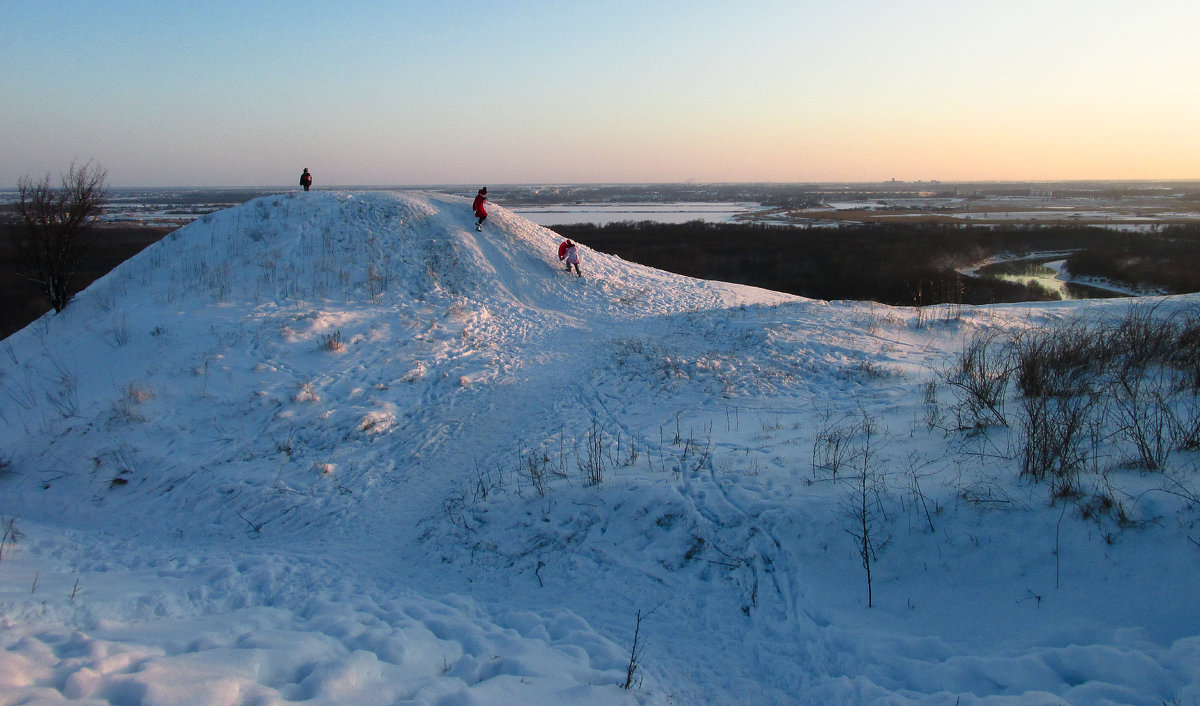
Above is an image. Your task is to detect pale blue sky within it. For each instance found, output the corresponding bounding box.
[2,0,1197,186]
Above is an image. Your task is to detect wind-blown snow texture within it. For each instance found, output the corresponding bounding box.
[1,191,1198,704]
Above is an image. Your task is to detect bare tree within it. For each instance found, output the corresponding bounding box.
[842,412,887,608]
[13,160,108,312]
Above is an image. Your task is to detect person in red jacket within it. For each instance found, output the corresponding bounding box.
[472,187,488,231]
[300,168,312,191]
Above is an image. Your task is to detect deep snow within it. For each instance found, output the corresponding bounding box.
[1,191,1198,704]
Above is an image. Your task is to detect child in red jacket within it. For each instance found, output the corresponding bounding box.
[472,187,488,231]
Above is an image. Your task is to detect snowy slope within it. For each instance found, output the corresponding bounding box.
[1,191,1199,705]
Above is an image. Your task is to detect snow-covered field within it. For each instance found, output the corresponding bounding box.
[510,202,759,227]
[2,191,1198,704]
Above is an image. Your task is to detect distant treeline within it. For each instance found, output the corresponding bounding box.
[1064,226,1200,295]
[0,224,174,339]
[552,221,1200,306]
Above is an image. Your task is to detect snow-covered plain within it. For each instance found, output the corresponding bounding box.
[510,202,758,227]
[2,191,1199,704]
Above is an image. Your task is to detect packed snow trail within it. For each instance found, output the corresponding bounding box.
[2,191,1200,704]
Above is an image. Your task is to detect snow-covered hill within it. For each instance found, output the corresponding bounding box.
[1,191,1198,704]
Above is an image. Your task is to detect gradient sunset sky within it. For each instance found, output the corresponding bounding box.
[2,0,1197,187]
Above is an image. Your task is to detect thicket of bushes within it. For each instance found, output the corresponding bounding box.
[554,221,1200,305]
[940,305,1200,505]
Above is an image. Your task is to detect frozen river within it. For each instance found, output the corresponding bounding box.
[509,201,762,226]
[0,189,766,228]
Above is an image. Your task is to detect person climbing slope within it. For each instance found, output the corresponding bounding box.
[472,187,488,231]
[563,239,581,277]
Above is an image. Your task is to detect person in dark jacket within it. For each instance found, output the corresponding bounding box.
[300,168,312,191]
[472,187,488,231]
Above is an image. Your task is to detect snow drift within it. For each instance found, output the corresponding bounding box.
[1,190,1199,704]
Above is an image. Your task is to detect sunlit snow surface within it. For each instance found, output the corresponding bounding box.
[2,191,1199,704]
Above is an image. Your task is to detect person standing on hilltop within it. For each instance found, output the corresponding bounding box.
[300,168,312,192]
[472,187,488,231]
